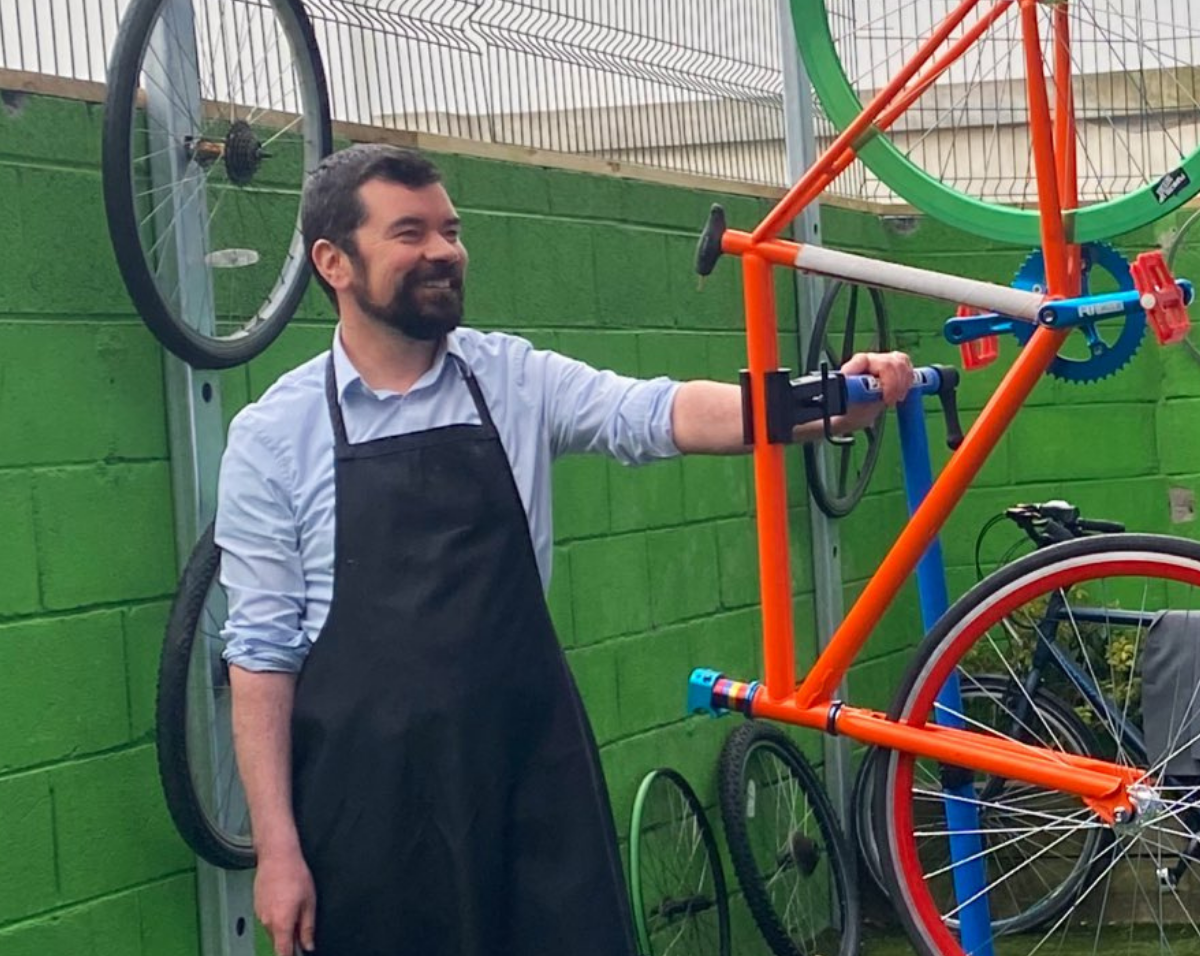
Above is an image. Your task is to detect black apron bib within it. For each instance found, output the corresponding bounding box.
[290,354,635,956]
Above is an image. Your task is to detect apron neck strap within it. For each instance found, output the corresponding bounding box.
[324,347,496,448]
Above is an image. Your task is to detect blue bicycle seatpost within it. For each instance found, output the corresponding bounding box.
[849,371,995,956]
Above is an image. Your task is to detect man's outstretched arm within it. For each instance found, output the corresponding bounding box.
[671,351,914,454]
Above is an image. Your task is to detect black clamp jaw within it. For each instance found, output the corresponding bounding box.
[740,365,848,446]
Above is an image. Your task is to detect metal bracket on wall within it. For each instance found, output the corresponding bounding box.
[148,0,254,953]
[775,0,851,825]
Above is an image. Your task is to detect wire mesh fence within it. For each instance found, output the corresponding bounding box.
[0,0,792,188]
[817,1,1200,208]
[305,0,789,186]
[5,1,1192,208]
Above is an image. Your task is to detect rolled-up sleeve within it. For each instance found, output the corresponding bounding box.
[215,414,309,673]
[532,347,683,464]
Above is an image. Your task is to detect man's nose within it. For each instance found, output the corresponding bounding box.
[424,233,461,262]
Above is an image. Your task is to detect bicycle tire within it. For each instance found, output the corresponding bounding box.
[791,0,1200,246]
[630,768,731,956]
[874,534,1200,956]
[718,722,859,956]
[854,679,1109,936]
[103,0,332,369]
[849,746,888,900]
[802,280,889,519]
[157,522,255,869]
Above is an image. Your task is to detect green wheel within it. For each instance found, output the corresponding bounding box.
[793,0,1200,245]
[630,768,730,956]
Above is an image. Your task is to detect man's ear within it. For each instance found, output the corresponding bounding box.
[311,238,352,292]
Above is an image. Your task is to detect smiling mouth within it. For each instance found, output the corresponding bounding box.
[419,278,459,290]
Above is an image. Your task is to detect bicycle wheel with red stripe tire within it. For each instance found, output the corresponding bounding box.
[874,533,1200,956]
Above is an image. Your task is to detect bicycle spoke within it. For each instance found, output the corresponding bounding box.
[840,284,858,365]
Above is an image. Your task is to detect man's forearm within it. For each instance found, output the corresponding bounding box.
[669,380,867,454]
[670,381,746,454]
[230,667,304,858]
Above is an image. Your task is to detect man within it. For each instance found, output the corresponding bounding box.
[217,143,912,956]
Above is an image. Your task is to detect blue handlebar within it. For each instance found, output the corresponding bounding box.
[845,366,944,405]
[843,365,964,450]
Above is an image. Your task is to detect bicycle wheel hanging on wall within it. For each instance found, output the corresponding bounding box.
[630,768,731,956]
[103,0,332,369]
[803,279,890,518]
[718,722,859,956]
[157,522,255,869]
[791,0,1200,246]
[874,534,1200,956]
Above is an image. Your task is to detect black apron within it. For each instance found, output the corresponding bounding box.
[290,354,636,956]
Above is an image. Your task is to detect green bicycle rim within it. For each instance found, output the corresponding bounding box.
[629,767,728,956]
[629,770,656,955]
[792,0,1200,245]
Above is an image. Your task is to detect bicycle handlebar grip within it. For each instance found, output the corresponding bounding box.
[845,366,941,402]
[1042,519,1077,544]
[845,366,964,450]
[695,205,726,277]
[1077,518,1125,534]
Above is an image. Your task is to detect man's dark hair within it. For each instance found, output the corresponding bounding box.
[301,144,443,306]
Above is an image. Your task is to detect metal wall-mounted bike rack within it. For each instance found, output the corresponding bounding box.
[149,0,254,953]
[775,0,851,823]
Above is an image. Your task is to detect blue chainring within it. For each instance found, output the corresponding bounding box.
[1011,242,1146,383]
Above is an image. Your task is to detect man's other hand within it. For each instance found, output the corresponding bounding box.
[255,847,317,955]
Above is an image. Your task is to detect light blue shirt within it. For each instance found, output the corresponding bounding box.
[216,327,682,673]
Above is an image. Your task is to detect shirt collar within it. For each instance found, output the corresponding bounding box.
[331,326,466,401]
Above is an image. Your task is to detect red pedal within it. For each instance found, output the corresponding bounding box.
[956,304,999,370]
[1132,251,1191,345]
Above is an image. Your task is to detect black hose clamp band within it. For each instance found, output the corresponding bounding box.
[825,700,844,736]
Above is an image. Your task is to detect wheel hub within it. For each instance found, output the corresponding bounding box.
[224,119,265,186]
[1119,783,1168,830]
[787,831,821,876]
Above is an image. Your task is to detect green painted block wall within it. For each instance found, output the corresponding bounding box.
[3,88,1200,955]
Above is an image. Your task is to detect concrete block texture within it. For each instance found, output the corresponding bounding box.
[0,612,129,773]
[4,87,1199,955]
[32,463,176,609]
[0,325,166,467]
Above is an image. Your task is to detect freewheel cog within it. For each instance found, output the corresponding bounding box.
[224,120,265,187]
[1010,242,1145,384]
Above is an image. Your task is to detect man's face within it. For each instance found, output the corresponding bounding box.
[345,179,468,341]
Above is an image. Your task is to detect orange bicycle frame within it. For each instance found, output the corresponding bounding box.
[720,0,1144,817]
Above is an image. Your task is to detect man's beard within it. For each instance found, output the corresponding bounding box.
[352,261,465,341]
